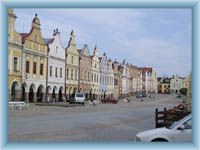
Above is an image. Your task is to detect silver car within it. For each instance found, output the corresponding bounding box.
[135,114,192,142]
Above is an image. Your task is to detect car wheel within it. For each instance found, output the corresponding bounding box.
[151,138,168,142]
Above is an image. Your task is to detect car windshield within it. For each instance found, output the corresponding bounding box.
[76,94,83,97]
[168,115,191,129]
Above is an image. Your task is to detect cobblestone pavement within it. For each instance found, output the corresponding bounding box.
[9,94,180,142]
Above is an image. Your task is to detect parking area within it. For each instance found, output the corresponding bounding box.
[9,94,180,142]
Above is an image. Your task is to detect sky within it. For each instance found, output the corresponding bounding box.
[13,8,192,77]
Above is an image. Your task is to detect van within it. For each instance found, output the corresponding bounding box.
[69,93,85,105]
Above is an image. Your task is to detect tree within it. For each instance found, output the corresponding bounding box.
[179,88,187,96]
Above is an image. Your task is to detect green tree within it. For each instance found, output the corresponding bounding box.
[179,88,187,96]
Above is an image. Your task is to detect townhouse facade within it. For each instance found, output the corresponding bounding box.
[90,46,101,100]
[8,10,161,102]
[157,77,171,94]
[65,30,79,100]
[121,60,131,98]
[141,67,157,94]
[44,29,65,102]
[107,59,114,98]
[78,44,91,100]
[170,75,185,93]
[129,65,142,94]
[20,14,48,103]
[100,53,109,99]
[8,9,23,101]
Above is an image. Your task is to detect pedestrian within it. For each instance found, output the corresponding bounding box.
[141,98,143,102]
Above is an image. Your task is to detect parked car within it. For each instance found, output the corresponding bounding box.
[136,93,142,98]
[135,114,192,142]
[69,93,85,105]
[101,97,118,104]
[142,91,147,97]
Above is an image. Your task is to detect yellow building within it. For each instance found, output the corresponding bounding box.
[8,9,23,101]
[20,14,48,103]
[65,30,80,100]
[157,77,171,94]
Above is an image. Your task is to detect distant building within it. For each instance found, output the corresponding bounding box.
[90,46,101,100]
[157,77,171,94]
[99,53,109,99]
[141,67,157,93]
[107,59,114,98]
[78,44,91,100]
[121,60,131,98]
[170,75,185,93]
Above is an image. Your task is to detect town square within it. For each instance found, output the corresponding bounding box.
[8,8,192,142]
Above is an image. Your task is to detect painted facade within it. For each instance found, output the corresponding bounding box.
[20,14,48,103]
[112,61,123,99]
[157,77,171,94]
[45,29,65,102]
[141,67,157,94]
[78,44,91,100]
[107,59,114,97]
[121,60,131,98]
[8,9,23,101]
[90,46,101,100]
[100,53,109,99]
[65,30,79,99]
[170,75,185,93]
[129,65,142,93]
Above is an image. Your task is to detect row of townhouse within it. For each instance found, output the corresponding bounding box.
[8,9,158,103]
[157,74,191,94]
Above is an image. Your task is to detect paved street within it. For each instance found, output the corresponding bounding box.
[9,94,180,142]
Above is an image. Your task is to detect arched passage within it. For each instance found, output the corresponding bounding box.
[58,87,64,102]
[11,81,20,101]
[52,86,58,102]
[21,83,28,102]
[29,84,36,103]
[37,85,44,102]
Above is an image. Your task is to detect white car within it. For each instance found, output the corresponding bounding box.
[69,93,85,105]
[135,114,192,142]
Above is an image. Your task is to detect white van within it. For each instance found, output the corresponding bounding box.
[69,93,85,105]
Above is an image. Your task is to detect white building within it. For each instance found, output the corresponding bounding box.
[170,75,185,93]
[107,59,114,97]
[90,46,101,100]
[99,53,109,99]
[121,60,131,97]
[44,28,65,102]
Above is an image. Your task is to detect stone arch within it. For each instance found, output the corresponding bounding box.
[52,86,58,99]
[10,81,20,101]
[37,85,44,103]
[29,84,36,103]
[58,86,64,102]
[21,82,28,102]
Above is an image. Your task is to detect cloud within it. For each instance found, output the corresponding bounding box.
[14,8,191,77]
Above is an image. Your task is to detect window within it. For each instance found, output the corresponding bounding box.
[50,66,52,77]
[13,57,18,72]
[33,62,37,74]
[114,79,118,85]
[97,75,98,83]
[26,61,30,73]
[55,67,58,77]
[40,64,43,75]
[67,69,69,79]
[75,70,77,80]
[60,68,62,78]
[95,63,97,68]
[183,119,192,129]
[88,72,90,81]
[71,69,73,80]
[71,56,74,64]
